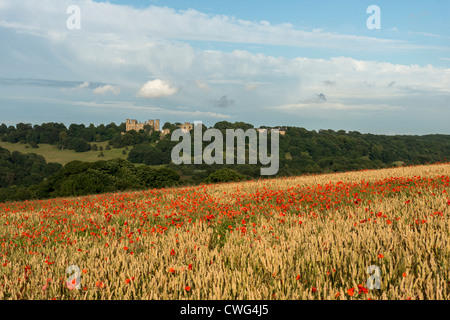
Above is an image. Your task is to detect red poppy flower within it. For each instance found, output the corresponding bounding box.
[357,284,368,294]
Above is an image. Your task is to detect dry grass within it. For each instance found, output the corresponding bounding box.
[0,163,448,300]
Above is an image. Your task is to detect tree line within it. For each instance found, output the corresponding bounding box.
[1,120,449,202]
[125,121,450,183]
[1,121,172,151]
[0,122,129,152]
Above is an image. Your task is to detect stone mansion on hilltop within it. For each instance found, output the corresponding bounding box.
[125,119,160,132]
[125,119,286,135]
[125,119,194,135]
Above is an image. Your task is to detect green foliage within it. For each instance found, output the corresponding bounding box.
[213,121,254,132]
[204,168,245,184]
[57,168,116,196]
[1,121,450,202]
[137,166,180,188]
[0,122,124,152]
[0,146,62,189]
[0,156,181,202]
[127,143,170,165]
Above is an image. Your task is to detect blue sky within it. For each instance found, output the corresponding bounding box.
[0,0,449,134]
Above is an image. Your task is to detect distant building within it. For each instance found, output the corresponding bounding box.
[161,128,171,135]
[256,128,267,134]
[125,119,160,132]
[179,122,194,133]
[257,127,286,136]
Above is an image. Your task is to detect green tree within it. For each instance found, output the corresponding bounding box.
[204,168,244,184]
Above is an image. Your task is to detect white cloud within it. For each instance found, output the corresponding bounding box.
[165,109,231,119]
[78,81,89,89]
[0,0,424,53]
[244,83,258,91]
[275,101,404,111]
[68,100,231,119]
[138,79,178,99]
[410,31,449,39]
[93,84,120,95]
[195,80,210,90]
[60,81,90,92]
[0,0,449,133]
[11,96,232,119]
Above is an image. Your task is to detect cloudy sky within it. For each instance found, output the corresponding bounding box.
[0,0,449,134]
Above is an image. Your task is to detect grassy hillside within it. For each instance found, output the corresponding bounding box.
[0,141,128,165]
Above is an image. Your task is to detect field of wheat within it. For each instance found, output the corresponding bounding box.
[0,163,449,300]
